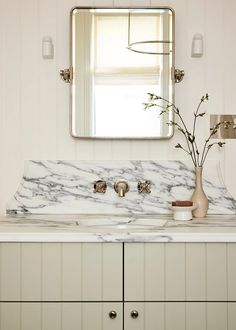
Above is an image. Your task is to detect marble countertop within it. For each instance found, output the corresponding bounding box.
[0,214,236,242]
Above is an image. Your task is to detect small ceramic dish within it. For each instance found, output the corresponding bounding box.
[170,204,197,221]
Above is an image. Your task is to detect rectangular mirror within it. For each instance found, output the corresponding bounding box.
[71,7,175,139]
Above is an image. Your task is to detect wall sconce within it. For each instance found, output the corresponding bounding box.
[191,33,203,57]
[42,36,54,59]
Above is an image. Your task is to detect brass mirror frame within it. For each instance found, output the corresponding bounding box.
[66,7,178,140]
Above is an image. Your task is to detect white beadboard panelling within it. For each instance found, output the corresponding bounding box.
[223,2,236,113]
[94,141,113,160]
[21,0,40,160]
[39,0,57,159]
[76,140,95,160]
[56,0,77,159]
[0,0,22,214]
[0,0,236,214]
[111,141,131,160]
[205,0,224,113]
[130,141,150,160]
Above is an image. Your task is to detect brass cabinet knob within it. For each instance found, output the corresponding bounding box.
[130,310,139,319]
[109,310,117,319]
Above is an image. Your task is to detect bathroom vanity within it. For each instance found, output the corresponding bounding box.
[1,214,236,330]
[2,160,236,329]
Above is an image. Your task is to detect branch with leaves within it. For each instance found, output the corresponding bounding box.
[143,93,232,167]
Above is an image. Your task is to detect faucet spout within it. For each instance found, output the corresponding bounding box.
[114,180,129,198]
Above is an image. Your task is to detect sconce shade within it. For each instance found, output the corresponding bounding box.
[42,36,54,59]
[192,33,203,57]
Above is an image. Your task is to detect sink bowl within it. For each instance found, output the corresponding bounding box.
[77,214,167,231]
[5,214,168,232]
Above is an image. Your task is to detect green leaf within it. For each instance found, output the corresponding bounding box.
[175,143,182,149]
[201,93,209,102]
[218,142,225,147]
[197,112,206,117]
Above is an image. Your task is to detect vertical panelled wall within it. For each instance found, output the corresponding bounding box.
[0,0,236,214]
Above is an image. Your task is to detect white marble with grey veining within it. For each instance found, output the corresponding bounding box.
[1,214,236,242]
[6,160,236,215]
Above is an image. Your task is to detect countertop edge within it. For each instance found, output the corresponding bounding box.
[1,232,236,243]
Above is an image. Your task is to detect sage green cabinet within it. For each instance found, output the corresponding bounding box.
[1,242,236,330]
[124,302,236,330]
[124,242,236,301]
[0,303,123,330]
[1,302,236,330]
[0,243,122,301]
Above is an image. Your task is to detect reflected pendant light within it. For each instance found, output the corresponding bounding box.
[127,11,172,55]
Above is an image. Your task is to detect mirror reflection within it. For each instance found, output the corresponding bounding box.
[71,8,174,139]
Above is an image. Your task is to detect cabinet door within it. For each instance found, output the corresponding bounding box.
[124,242,236,301]
[0,303,123,330]
[0,242,123,301]
[124,302,235,330]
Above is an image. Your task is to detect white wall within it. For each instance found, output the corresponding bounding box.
[0,0,236,214]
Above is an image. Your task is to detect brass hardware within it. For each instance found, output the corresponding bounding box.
[174,68,185,83]
[109,311,117,319]
[60,68,71,83]
[93,180,107,194]
[114,180,129,197]
[210,115,236,139]
[137,180,151,193]
[130,310,139,319]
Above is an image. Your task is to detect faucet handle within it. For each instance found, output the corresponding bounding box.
[93,180,107,193]
[137,180,151,193]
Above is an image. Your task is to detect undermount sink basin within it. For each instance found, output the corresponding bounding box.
[76,214,167,230]
[5,214,168,232]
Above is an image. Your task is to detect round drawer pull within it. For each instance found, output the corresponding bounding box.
[109,311,117,319]
[131,310,139,319]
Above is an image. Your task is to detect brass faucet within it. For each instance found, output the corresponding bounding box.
[114,180,129,197]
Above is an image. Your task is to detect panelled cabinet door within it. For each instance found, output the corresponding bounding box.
[124,302,235,330]
[124,242,236,301]
[0,303,123,330]
[0,242,123,301]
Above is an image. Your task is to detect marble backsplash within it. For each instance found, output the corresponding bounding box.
[6,160,236,215]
